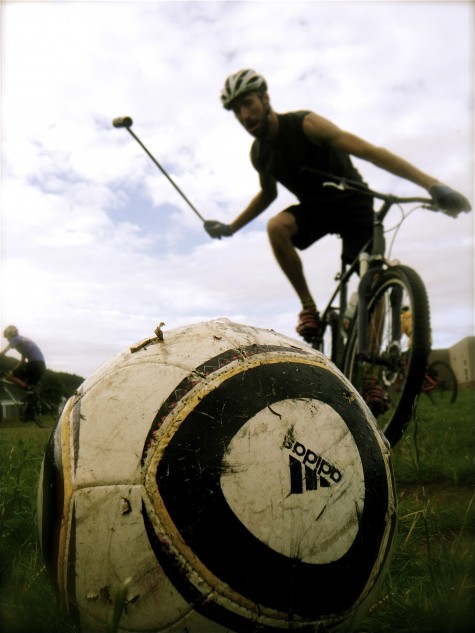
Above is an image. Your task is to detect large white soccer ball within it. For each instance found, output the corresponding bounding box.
[38,318,396,633]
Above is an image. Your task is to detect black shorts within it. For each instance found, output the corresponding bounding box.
[12,361,46,387]
[286,198,373,265]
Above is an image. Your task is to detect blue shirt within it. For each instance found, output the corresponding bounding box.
[9,335,45,362]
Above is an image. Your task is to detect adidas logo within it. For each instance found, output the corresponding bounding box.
[283,434,342,494]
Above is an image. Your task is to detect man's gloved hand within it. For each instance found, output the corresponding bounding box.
[204,220,233,239]
[430,184,472,218]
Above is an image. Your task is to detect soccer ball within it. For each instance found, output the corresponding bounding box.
[38,318,396,633]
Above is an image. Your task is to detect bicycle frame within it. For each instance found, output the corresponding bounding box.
[316,256,359,369]
[356,197,401,360]
[421,372,438,394]
[0,378,24,406]
[0,378,29,420]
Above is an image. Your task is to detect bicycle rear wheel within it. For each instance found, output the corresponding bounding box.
[423,360,458,404]
[344,265,431,447]
[23,392,47,428]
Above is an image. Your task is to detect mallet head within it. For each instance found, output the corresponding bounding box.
[112,116,133,128]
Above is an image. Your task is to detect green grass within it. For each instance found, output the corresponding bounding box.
[1,391,474,633]
[359,388,475,633]
[0,422,78,633]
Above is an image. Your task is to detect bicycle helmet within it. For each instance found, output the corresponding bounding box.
[221,69,268,110]
[3,325,18,338]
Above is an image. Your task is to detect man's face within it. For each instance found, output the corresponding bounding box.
[231,91,269,138]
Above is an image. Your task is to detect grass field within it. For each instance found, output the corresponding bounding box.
[0,389,473,633]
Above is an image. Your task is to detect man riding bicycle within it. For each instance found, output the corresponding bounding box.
[0,325,46,391]
[205,69,471,340]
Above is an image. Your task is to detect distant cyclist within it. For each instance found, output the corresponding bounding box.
[205,69,471,341]
[0,325,46,390]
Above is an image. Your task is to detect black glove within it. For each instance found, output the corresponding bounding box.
[430,184,471,218]
[204,220,233,239]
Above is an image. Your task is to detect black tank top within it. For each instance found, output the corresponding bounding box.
[251,111,368,205]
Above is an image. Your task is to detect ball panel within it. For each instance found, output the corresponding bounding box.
[70,485,192,632]
[71,363,187,487]
[221,397,364,564]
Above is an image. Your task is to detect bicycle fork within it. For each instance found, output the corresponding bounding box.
[356,266,403,364]
[356,205,404,363]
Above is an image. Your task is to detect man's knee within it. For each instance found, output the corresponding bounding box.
[267,213,296,243]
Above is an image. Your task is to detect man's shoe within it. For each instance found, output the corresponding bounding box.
[363,379,391,417]
[296,308,320,339]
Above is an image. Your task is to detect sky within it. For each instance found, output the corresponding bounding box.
[1,0,473,379]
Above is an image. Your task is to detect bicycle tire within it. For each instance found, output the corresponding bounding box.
[423,360,458,405]
[343,265,431,447]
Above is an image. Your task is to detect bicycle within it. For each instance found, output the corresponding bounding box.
[301,170,443,447]
[422,360,458,405]
[0,374,60,428]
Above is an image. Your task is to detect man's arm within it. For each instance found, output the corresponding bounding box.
[303,113,438,190]
[303,112,471,213]
[204,172,278,239]
[0,343,12,357]
[229,172,278,233]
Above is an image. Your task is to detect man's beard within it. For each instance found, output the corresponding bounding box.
[254,107,271,140]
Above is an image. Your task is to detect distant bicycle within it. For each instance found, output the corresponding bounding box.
[421,360,458,405]
[0,373,61,428]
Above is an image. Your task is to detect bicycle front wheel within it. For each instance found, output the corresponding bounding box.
[423,360,458,405]
[344,265,431,447]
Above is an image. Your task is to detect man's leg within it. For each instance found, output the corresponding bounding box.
[5,370,29,390]
[267,212,320,337]
[267,211,315,306]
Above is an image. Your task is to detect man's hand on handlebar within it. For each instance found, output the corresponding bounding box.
[429,184,472,218]
[204,220,233,239]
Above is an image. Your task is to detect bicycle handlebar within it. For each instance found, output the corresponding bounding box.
[301,168,438,209]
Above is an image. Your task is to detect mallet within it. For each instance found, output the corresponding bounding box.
[112,116,205,222]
